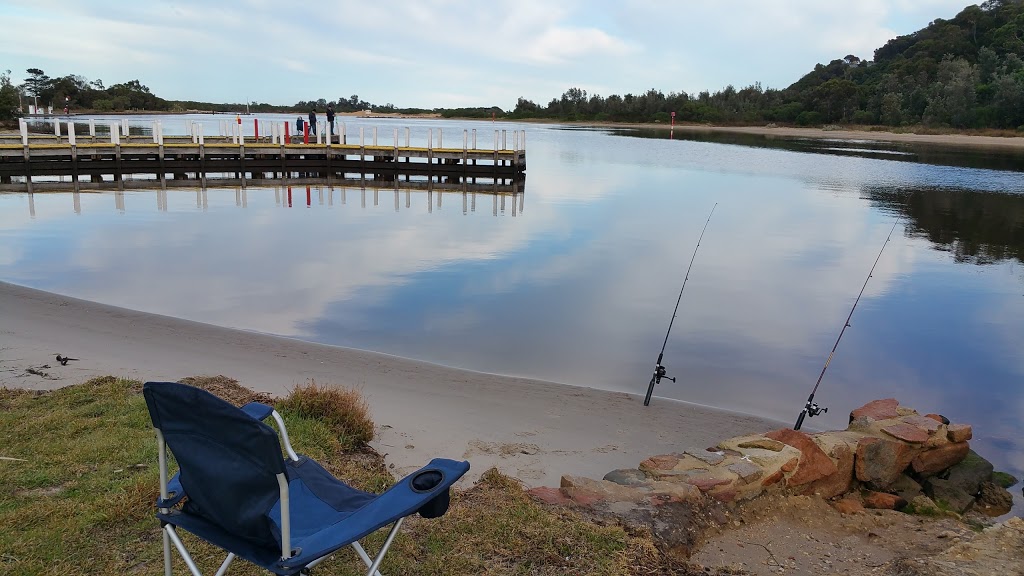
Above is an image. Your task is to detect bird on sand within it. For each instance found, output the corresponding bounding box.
[55,354,79,366]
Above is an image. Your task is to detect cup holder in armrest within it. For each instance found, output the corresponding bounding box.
[411,469,450,518]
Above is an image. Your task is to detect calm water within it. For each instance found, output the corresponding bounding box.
[4,117,1024,505]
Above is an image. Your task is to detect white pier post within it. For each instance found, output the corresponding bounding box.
[110,122,119,144]
[494,130,499,150]
[428,128,433,150]
[19,118,28,146]
[405,127,410,147]
[472,129,477,149]
[359,127,364,146]
[522,130,526,150]
[198,123,204,145]
[54,120,61,138]
[438,128,442,148]
[89,119,96,139]
[239,122,245,145]
[67,121,76,146]
[463,130,468,150]
[340,121,346,144]
[152,120,160,144]
[122,118,130,139]
[502,129,506,150]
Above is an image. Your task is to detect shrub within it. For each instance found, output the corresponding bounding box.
[277,380,374,450]
[795,111,823,126]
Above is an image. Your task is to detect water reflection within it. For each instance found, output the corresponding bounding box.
[6,178,525,217]
[1,123,1022,512]
[870,187,1024,266]
[589,126,1024,173]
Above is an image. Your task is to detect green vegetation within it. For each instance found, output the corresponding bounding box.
[511,0,1024,129]
[0,70,20,122]
[0,377,670,575]
[275,379,375,450]
[992,471,1019,488]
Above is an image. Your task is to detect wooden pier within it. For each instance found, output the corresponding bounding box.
[0,119,526,188]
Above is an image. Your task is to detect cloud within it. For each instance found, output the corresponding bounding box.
[0,0,974,107]
[524,27,635,64]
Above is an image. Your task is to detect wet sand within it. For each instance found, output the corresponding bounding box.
[0,280,782,487]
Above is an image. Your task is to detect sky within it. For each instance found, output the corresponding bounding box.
[0,0,973,109]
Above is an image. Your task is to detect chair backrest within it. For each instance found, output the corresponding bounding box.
[143,381,286,550]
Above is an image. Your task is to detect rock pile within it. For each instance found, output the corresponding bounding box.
[527,398,1018,556]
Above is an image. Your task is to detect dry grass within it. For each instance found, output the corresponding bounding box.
[276,379,375,450]
[176,375,275,406]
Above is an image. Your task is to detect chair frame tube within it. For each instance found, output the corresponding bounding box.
[277,472,291,560]
[271,410,300,462]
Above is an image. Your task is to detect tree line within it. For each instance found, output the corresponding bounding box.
[510,0,1024,130]
[3,0,1023,130]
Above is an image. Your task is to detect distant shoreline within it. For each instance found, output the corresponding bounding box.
[8,113,1024,151]
[559,121,1024,151]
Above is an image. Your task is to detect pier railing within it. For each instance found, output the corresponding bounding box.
[1,118,526,190]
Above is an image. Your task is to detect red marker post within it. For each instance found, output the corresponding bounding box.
[671,111,676,128]
[284,122,290,143]
[254,118,259,141]
[303,123,309,144]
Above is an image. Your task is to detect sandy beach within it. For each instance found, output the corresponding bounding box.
[0,280,781,487]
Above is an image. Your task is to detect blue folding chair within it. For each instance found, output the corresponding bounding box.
[143,381,469,575]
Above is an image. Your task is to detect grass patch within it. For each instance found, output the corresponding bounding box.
[0,376,685,575]
[276,379,374,450]
[992,471,1019,489]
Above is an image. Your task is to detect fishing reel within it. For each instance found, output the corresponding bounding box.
[643,362,676,406]
[794,399,827,430]
[653,364,676,384]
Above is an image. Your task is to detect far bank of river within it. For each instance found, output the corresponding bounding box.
[529,120,1024,152]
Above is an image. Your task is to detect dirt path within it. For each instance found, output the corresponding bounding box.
[690,495,1023,575]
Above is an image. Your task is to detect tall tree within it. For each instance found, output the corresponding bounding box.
[0,70,22,121]
[22,68,53,106]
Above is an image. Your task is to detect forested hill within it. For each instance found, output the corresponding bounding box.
[511,0,1024,130]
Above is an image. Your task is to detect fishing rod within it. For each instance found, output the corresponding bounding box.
[793,213,904,430]
[644,203,717,406]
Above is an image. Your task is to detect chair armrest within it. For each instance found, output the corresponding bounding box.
[241,402,274,421]
[277,458,469,570]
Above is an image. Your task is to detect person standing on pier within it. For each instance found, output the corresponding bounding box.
[326,104,335,136]
[308,109,317,136]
